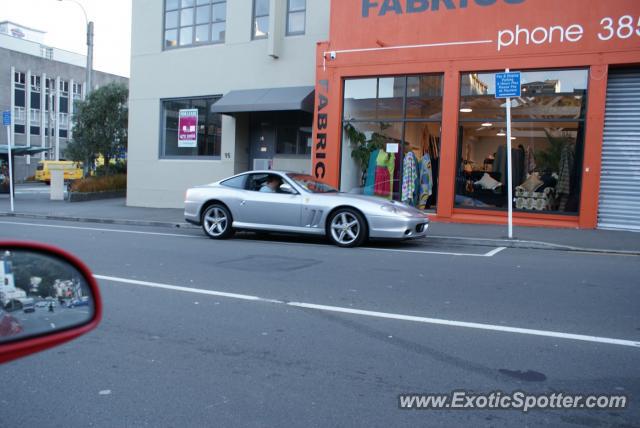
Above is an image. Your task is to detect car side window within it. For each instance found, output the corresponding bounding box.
[247,174,270,192]
[220,175,247,189]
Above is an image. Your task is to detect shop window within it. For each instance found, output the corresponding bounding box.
[252,0,270,40]
[286,0,305,36]
[405,75,444,120]
[455,69,588,214]
[161,96,222,158]
[342,75,443,210]
[165,0,226,49]
[343,77,405,120]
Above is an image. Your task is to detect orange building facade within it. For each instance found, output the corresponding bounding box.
[312,0,640,229]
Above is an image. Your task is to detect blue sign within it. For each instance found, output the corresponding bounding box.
[495,72,521,98]
[2,111,10,126]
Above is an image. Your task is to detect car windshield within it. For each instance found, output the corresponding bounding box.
[286,174,338,193]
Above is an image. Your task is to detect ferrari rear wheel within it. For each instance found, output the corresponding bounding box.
[202,204,235,239]
[328,208,367,248]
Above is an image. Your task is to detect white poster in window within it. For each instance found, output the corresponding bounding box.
[178,109,198,148]
[386,143,399,153]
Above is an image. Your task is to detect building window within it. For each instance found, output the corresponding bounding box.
[72,82,83,100]
[14,71,26,109]
[252,0,269,39]
[60,80,69,96]
[286,0,305,36]
[165,0,227,49]
[30,75,41,92]
[341,75,444,210]
[161,96,222,158]
[30,109,41,126]
[455,69,588,215]
[14,71,25,88]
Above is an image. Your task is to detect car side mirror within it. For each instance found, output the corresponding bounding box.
[280,184,297,194]
[0,241,102,364]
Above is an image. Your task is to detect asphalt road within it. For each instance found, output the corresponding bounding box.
[0,218,639,427]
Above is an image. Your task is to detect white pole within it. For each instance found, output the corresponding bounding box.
[505,68,513,239]
[6,125,14,212]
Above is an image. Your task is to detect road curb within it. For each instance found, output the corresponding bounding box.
[0,211,196,230]
[1,211,638,256]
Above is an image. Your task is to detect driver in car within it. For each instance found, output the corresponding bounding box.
[260,175,283,193]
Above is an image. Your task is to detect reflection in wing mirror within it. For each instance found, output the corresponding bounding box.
[0,242,101,364]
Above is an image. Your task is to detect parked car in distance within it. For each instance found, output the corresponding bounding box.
[35,299,57,309]
[184,171,430,248]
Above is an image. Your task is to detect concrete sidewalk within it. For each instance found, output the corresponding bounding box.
[1,184,639,254]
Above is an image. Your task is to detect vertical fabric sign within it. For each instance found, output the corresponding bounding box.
[178,109,198,148]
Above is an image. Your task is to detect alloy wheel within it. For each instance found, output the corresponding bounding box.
[204,207,228,237]
[330,212,360,245]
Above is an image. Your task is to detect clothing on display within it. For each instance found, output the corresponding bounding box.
[556,142,575,211]
[363,149,380,196]
[373,149,395,199]
[401,151,418,205]
[417,154,433,209]
[524,144,536,174]
[361,134,439,208]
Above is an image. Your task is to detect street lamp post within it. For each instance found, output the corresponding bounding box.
[58,0,93,95]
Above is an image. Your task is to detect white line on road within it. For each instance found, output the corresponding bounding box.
[95,274,640,349]
[484,247,508,257]
[0,220,198,239]
[94,275,283,304]
[0,220,507,257]
[362,246,507,257]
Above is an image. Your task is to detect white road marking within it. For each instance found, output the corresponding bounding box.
[361,246,507,257]
[0,220,507,257]
[95,274,640,349]
[484,247,508,257]
[94,275,283,304]
[0,220,197,239]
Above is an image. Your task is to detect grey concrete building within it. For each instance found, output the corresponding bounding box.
[127,0,329,208]
[0,21,128,182]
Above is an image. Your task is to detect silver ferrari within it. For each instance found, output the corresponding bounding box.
[184,170,430,247]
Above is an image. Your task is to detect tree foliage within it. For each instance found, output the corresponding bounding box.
[65,83,128,176]
[9,252,79,297]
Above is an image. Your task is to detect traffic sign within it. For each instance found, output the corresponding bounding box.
[495,72,521,98]
[2,111,10,126]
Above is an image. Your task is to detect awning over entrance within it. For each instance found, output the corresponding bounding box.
[0,146,50,156]
[211,86,315,114]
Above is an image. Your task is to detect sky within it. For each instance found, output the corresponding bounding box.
[2,0,132,77]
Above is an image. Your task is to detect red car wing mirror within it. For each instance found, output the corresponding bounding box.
[0,241,102,364]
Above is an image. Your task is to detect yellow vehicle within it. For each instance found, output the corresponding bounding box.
[35,161,83,184]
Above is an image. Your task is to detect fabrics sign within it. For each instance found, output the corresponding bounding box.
[178,109,198,148]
